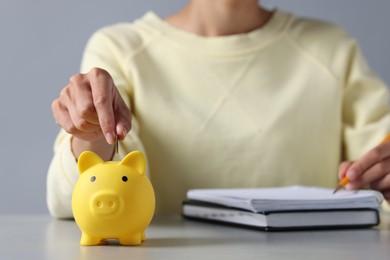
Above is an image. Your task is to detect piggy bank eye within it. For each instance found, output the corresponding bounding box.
[122,176,128,182]
[90,176,96,182]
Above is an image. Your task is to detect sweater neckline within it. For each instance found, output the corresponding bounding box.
[138,9,293,56]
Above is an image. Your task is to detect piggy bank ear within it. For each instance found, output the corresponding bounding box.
[120,151,145,175]
[78,151,104,175]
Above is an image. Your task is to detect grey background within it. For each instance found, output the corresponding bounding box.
[0,0,389,214]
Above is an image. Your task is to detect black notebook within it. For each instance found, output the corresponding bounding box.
[182,186,383,231]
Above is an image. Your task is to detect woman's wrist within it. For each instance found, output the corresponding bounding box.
[71,136,115,161]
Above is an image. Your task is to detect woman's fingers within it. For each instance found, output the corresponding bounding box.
[52,68,131,144]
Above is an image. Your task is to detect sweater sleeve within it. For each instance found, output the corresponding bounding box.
[341,41,390,161]
[288,17,390,160]
[46,25,147,218]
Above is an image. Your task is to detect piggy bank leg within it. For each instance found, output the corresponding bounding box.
[119,233,143,246]
[80,233,102,246]
[141,231,146,241]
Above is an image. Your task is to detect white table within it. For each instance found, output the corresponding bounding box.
[1,214,390,260]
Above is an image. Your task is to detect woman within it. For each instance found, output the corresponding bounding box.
[48,0,390,218]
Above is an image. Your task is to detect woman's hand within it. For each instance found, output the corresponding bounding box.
[339,141,390,200]
[52,67,131,159]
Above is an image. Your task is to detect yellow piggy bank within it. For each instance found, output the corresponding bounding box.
[72,151,155,246]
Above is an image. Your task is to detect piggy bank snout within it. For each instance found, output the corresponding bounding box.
[90,191,123,216]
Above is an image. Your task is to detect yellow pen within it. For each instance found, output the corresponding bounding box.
[333,132,390,194]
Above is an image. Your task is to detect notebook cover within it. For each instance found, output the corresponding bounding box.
[182,200,380,231]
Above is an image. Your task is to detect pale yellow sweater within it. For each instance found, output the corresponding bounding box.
[47,10,390,217]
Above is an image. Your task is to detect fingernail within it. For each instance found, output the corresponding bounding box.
[345,183,354,190]
[122,127,128,138]
[105,132,115,144]
[347,169,357,181]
